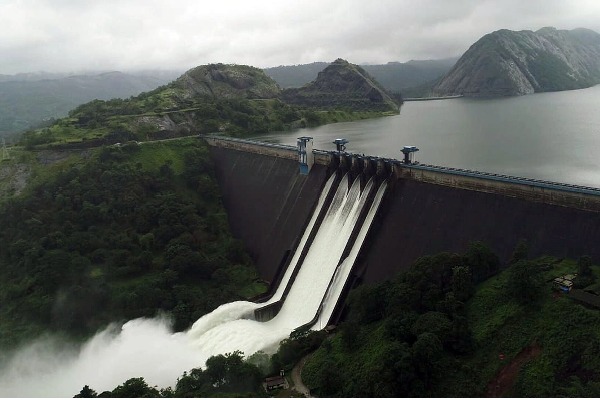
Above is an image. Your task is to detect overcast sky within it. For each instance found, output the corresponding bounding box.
[2,0,600,74]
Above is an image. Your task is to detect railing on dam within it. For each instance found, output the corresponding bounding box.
[201,134,600,211]
[401,162,600,197]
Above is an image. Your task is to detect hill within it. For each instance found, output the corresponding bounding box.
[264,58,457,92]
[301,247,600,397]
[433,27,600,97]
[174,64,281,99]
[0,138,266,349]
[280,59,399,112]
[18,61,398,148]
[0,71,181,137]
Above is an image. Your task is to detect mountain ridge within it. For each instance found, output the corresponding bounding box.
[432,27,600,97]
[264,57,457,92]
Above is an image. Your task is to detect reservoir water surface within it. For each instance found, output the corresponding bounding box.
[254,85,600,187]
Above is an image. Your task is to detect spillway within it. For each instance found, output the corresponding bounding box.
[186,172,385,358]
[264,172,338,305]
[314,180,387,329]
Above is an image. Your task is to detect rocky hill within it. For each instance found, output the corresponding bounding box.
[280,59,399,112]
[433,27,600,97]
[173,63,281,99]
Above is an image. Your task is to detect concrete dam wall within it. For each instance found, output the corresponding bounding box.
[207,143,328,281]
[206,137,600,286]
[359,178,600,283]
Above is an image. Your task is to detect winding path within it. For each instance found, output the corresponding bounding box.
[290,354,312,397]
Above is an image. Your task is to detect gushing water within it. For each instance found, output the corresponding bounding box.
[314,180,387,328]
[0,173,386,397]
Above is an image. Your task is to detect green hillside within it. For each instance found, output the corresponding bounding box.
[0,138,266,349]
[0,71,180,138]
[17,62,398,150]
[301,245,600,397]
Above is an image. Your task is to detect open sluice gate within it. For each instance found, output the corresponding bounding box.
[185,150,389,362]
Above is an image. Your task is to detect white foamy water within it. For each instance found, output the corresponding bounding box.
[0,173,386,397]
[314,180,387,328]
[265,172,337,304]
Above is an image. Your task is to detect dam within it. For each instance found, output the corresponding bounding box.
[183,154,389,359]
[204,134,600,289]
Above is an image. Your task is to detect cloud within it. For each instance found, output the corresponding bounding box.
[0,0,599,73]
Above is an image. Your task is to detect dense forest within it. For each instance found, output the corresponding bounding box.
[302,244,600,397]
[0,138,265,349]
[70,241,600,397]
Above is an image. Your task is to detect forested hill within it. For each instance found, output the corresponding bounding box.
[280,59,399,112]
[18,61,398,149]
[0,138,267,349]
[433,27,600,97]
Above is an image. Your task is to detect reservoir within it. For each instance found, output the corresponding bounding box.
[254,85,600,187]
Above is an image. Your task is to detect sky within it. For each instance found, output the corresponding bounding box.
[1,0,600,74]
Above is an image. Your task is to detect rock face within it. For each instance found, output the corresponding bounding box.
[280,59,399,112]
[174,63,281,99]
[433,27,600,97]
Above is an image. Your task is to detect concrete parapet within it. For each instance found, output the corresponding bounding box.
[395,163,600,212]
[203,135,297,160]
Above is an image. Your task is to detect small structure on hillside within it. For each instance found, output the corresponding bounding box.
[553,274,577,293]
[264,375,287,391]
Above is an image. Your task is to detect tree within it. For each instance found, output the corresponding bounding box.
[578,255,593,278]
[509,239,529,266]
[576,255,595,289]
[109,377,160,398]
[174,368,210,397]
[452,265,474,302]
[411,332,443,386]
[507,259,543,305]
[464,241,500,283]
[411,311,452,343]
[74,385,98,398]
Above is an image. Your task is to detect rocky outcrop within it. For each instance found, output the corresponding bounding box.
[280,59,399,112]
[174,63,281,99]
[433,27,600,97]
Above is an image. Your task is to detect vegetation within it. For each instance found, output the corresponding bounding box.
[78,241,600,398]
[300,243,600,397]
[527,52,594,92]
[0,138,266,349]
[0,72,177,137]
[16,62,399,150]
[280,59,399,112]
[74,351,264,397]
